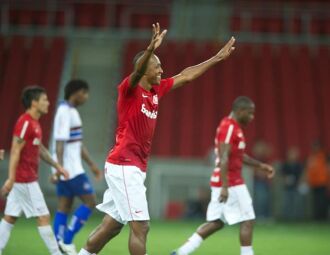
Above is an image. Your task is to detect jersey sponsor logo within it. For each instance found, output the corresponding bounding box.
[141,104,158,119]
[238,141,246,149]
[142,93,148,98]
[153,95,158,105]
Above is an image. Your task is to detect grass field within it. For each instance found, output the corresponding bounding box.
[2,215,330,255]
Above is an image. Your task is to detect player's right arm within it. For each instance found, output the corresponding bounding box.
[218,143,231,203]
[128,23,167,88]
[1,137,25,197]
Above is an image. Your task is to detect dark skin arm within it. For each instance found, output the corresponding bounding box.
[172,37,235,90]
[82,144,102,181]
[0,149,4,160]
[40,144,69,179]
[243,154,275,178]
[129,23,167,88]
[218,143,231,203]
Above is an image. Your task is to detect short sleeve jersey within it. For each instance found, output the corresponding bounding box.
[52,101,84,179]
[13,113,42,183]
[210,117,246,187]
[107,76,174,171]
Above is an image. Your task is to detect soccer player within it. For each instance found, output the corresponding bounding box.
[0,149,4,160]
[77,23,235,255]
[0,86,69,255]
[51,80,102,255]
[171,97,275,255]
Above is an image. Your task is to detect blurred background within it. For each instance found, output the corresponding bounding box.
[0,0,329,224]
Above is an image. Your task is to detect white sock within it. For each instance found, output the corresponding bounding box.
[241,246,254,255]
[38,225,62,255]
[0,219,14,250]
[78,248,96,255]
[177,233,203,255]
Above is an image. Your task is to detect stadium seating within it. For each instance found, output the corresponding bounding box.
[123,40,330,160]
[0,36,66,149]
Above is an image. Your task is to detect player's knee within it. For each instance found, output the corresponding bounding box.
[37,214,51,226]
[212,220,224,231]
[132,222,149,238]
[241,220,254,231]
[84,200,96,209]
[3,215,17,225]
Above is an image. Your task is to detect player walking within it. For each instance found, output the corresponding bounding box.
[0,86,68,255]
[51,80,102,255]
[171,97,275,255]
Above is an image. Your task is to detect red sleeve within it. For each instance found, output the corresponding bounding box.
[13,117,31,141]
[158,78,174,99]
[217,122,235,145]
[118,76,137,97]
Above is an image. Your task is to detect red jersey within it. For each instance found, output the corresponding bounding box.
[107,76,174,171]
[210,117,246,187]
[13,113,42,183]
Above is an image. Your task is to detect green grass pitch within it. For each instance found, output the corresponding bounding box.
[2,215,329,255]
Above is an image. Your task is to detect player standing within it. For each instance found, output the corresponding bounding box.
[0,86,68,255]
[51,80,102,255]
[171,97,275,255]
[77,23,235,255]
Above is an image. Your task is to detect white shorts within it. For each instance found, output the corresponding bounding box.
[5,181,49,218]
[96,163,149,225]
[206,184,255,225]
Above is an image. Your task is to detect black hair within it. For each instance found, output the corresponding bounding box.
[64,79,89,100]
[21,86,46,110]
[132,51,146,68]
[232,96,254,111]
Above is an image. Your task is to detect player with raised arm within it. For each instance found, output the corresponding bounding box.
[0,86,68,255]
[77,23,235,255]
[51,80,102,255]
[171,97,275,255]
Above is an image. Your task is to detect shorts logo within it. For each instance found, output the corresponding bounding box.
[135,210,143,214]
[141,104,157,119]
[83,182,91,191]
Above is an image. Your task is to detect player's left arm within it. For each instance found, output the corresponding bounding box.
[171,37,235,90]
[81,144,102,181]
[243,154,275,178]
[40,144,69,179]
[0,149,4,160]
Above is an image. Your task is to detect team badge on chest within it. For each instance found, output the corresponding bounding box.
[153,95,158,105]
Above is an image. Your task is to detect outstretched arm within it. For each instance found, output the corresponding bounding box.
[172,37,235,90]
[0,149,4,160]
[243,154,275,178]
[129,23,167,88]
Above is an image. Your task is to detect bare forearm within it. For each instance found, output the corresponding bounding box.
[181,56,219,83]
[8,149,20,181]
[243,154,263,168]
[40,144,60,169]
[56,141,64,166]
[220,162,228,188]
[130,48,153,87]
[82,145,94,167]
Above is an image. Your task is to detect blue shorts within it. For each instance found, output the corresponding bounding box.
[56,173,94,197]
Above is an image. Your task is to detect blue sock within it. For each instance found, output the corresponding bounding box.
[64,204,92,244]
[53,211,68,241]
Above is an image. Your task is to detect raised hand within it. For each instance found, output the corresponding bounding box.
[148,22,167,51]
[215,36,236,61]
